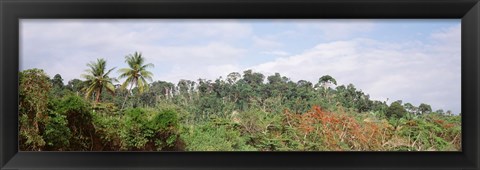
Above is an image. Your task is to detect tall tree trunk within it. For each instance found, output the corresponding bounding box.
[164,87,169,100]
[95,88,102,103]
[121,82,135,110]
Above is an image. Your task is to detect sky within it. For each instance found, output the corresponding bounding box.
[20,19,461,114]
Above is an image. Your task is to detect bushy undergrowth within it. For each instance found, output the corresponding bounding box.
[20,93,462,152]
[181,119,255,151]
[119,107,181,150]
[92,107,183,151]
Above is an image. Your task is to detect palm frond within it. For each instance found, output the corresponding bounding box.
[104,67,116,76]
[105,83,116,96]
[141,63,154,69]
[121,77,133,90]
[137,78,145,93]
[139,76,149,93]
[84,83,97,99]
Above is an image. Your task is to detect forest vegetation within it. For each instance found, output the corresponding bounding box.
[19,52,461,151]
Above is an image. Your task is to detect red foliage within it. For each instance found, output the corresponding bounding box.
[284,106,387,151]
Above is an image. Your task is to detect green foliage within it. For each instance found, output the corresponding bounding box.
[92,102,119,114]
[57,94,91,115]
[91,109,122,150]
[120,108,150,149]
[119,107,181,151]
[56,94,95,150]
[67,79,85,92]
[318,75,337,87]
[182,121,255,151]
[43,112,71,150]
[386,101,407,118]
[419,103,433,114]
[236,109,286,151]
[19,114,46,151]
[149,109,178,130]
[19,69,52,151]
[394,114,461,151]
[52,74,64,88]
[50,74,72,97]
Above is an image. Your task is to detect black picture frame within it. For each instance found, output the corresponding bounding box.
[1,0,479,169]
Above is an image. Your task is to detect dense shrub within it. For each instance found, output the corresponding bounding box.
[119,107,182,151]
[19,69,52,151]
[394,114,461,151]
[236,109,285,151]
[43,112,71,150]
[181,120,255,151]
[56,94,96,150]
[120,108,150,150]
[386,102,407,118]
[91,112,122,150]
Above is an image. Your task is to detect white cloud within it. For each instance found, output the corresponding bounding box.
[250,25,460,113]
[261,50,290,56]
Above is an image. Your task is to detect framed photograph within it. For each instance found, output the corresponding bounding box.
[1,0,479,169]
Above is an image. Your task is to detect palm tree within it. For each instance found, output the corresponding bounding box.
[81,58,117,103]
[118,52,154,109]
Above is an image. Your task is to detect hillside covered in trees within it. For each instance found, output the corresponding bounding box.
[19,52,461,151]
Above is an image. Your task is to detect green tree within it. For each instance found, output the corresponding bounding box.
[435,109,445,115]
[403,102,417,115]
[386,101,407,118]
[317,75,337,88]
[317,75,337,103]
[81,58,117,103]
[241,70,266,109]
[67,79,86,95]
[177,79,196,102]
[51,74,69,97]
[296,80,314,99]
[446,110,452,115]
[19,69,52,151]
[227,72,241,84]
[418,103,432,114]
[118,52,154,109]
[152,81,175,100]
[243,70,265,88]
[51,74,64,89]
[266,73,287,99]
